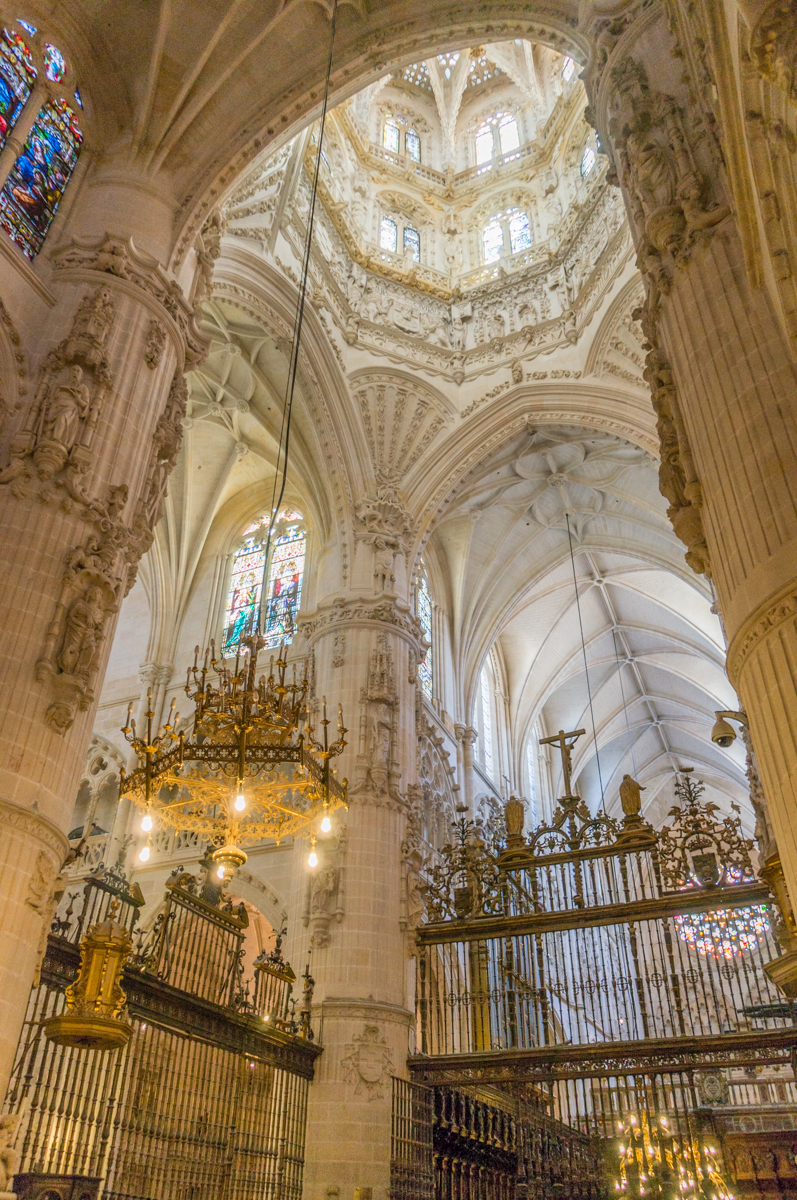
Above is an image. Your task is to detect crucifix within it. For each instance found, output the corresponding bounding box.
[540,728,585,798]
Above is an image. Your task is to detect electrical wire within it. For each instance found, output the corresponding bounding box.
[565,514,606,813]
[612,626,639,778]
[258,0,339,637]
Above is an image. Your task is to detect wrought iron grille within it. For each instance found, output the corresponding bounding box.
[5,866,317,1200]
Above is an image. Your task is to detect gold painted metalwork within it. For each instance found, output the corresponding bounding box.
[119,635,347,873]
[613,1111,734,1200]
[43,902,133,1050]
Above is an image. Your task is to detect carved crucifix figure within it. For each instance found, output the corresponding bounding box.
[539,728,585,798]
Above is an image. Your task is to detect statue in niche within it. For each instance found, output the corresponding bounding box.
[373,538,395,592]
[486,311,505,341]
[311,863,338,918]
[40,365,91,451]
[57,584,106,680]
[369,701,392,791]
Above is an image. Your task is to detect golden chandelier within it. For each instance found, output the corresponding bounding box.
[120,634,347,878]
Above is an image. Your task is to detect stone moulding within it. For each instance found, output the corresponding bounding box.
[0,797,69,861]
[726,586,797,686]
[299,595,425,650]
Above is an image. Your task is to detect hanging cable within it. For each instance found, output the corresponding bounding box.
[257,0,339,638]
[565,514,606,813]
[611,626,639,778]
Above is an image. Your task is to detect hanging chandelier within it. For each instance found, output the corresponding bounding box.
[120,634,347,878]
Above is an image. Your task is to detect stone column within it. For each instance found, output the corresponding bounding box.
[590,10,797,903]
[0,189,204,1090]
[295,592,424,1200]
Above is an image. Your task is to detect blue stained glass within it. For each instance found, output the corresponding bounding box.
[73,88,82,109]
[0,28,36,154]
[263,524,306,648]
[509,210,531,254]
[16,19,36,35]
[417,573,432,700]
[0,98,82,259]
[403,225,419,262]
[42,43,65,82]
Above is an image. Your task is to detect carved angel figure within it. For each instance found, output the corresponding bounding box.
[57,584,105,679]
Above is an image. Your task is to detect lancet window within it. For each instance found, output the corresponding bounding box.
[482,206,532,263]
[475,112,520,167]
[0,28,36,151]
[479,667,493,777]
[0,27,82,259]
[525,734,537,827]
[417,569,433,701]
[222,511,307,656]
[383,115,421,161]
[581,145,596,177]
[403,225,420,262]
[380,215,397,252]
[383,119,400,154]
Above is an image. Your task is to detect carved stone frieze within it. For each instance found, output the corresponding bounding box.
[144,319,167,370]
[354,477,413,547]
[299,593,424,650]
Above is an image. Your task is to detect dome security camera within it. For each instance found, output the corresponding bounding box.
[711,715,737,748]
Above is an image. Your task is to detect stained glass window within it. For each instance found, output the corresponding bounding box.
[480,669,493,776]
[42,43,65,82]
[222,536,267,657]
[17,20,36,35]
[581,146,596,177]
[406,129,420,162]
[509,209,532,254]
[383,120,400,154]
[417,571,432,700]
[674,866,770,959]
[475,124,493,166]
[0,99,82,258]
[262,522,306,648]
[499,114,519,156]
[483,218,504,263]
[380,215,397,252]
[403,225,420,262]
[561,56,575,82]
[0,28,36,154]
[73,88,82,109]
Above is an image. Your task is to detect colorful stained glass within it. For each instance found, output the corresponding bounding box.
[383,120,399,154]
[403,225,420,262]
[263,523,306,648]
[483,218,503,263]
[16,20,36,35]
[509,209,531,254]
[0,98,82,259]
[380,215,397,252]
[417,572,432,700]
[221,536,267,656]
[406,129,420,162]
[0,28,36,154]
[43,42,65,82]
[674,866,770,958]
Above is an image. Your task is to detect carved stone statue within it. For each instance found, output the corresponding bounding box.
[0,1112,21,1192]
[41,365,91,451]
[369,701,392,791]
[620,774,645,819]
[373,538,395,592]
[57,584,106,679]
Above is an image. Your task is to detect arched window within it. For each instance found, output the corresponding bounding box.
[475,124,493,166]
[0,28,36,152]
[403,225,420,262]
[222,511,307,656]
[383,119,400,154]
[581,145,596,177]
[483,207,531,263]
[406,129,421,162]
[380,215,397,252]
[417,570,433,700]
[561,56,575,82]
[480,668,493,777]
[0,97,82,258]
[498,114,519,156]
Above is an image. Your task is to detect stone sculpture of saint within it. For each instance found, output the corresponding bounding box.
[42,364,91,451]
[57,584,105,679]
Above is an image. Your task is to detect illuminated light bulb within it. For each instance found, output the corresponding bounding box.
[139,845,150,862]
[308,850,318,868]
[235,793,246,812]
[321,815,332,833]
[263,1014,270,1023]
[217,864,225,879]
[141,1023,147,1031]
[142,813,153,831]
